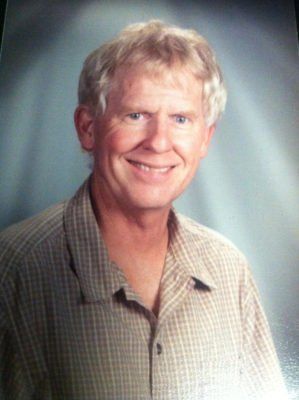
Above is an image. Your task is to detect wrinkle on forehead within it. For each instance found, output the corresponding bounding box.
[107,65,203,117]
[109,63,203,103]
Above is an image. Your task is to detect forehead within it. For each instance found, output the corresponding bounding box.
[109,63,203,105]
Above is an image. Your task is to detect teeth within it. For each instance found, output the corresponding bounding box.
[139,163,150,172]
[131,161,170,173]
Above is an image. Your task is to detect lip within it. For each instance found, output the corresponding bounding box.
[126,159,176,181]
[128,159,175,170]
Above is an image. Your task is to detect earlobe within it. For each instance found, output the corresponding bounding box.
[199,124,215,158]
[74,105,96,151]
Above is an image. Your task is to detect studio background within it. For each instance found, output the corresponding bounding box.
[0,0,298,394]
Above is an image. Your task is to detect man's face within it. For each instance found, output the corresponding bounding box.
[84,65,214,213]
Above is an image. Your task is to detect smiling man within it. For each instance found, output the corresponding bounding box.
[0,21,287,399]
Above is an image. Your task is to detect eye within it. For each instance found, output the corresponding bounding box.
[175,115,188,124]
[128,112,142,120]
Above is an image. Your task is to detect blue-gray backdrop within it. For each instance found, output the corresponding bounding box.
[0,0,298,394]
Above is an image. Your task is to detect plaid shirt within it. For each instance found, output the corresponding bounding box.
[0,179,287,399]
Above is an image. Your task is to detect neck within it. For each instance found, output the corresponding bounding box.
[90,174,171,252]
[90,174,171,314]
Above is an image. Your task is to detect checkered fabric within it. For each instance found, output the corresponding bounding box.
[0,179,287,399]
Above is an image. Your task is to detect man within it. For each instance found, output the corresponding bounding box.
[0,20,287,399]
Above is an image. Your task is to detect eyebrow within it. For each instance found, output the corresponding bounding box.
[119,102,200,118]
[172,110,199,118]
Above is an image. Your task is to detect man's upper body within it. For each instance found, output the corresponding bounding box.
[0,20,288,399]
[0,179,287,399]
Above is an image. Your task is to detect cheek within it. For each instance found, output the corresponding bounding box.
[109,133,145,157]
[93,133,122,159]
[175,135,203,163]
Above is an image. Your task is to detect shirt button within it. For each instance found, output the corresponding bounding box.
[156,343,162,355]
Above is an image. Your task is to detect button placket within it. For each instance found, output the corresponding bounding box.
[156,342,162,355]
[150,328,166,398]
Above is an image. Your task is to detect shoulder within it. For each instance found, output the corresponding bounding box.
[173,212,251,285]
[0,202,66,284]
[176,212,246,257]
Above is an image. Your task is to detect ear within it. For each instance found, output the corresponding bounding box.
[199,124,216,159]
[74,105,96,151]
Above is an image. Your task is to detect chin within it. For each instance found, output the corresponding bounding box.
[123,191,177,212]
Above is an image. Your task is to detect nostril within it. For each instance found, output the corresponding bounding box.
[143,128,172,153]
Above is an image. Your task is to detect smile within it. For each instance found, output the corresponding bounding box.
[128,160,173,173]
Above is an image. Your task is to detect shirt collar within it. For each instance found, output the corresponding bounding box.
[168,209,217,290]
[64,179,216,303]
[64,178,126,302]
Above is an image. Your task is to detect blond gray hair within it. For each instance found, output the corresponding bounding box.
[78,20,227,127]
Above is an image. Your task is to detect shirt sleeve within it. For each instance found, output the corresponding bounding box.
[240,270,289,399]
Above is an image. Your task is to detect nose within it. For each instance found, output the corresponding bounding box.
[143,116,172,153]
